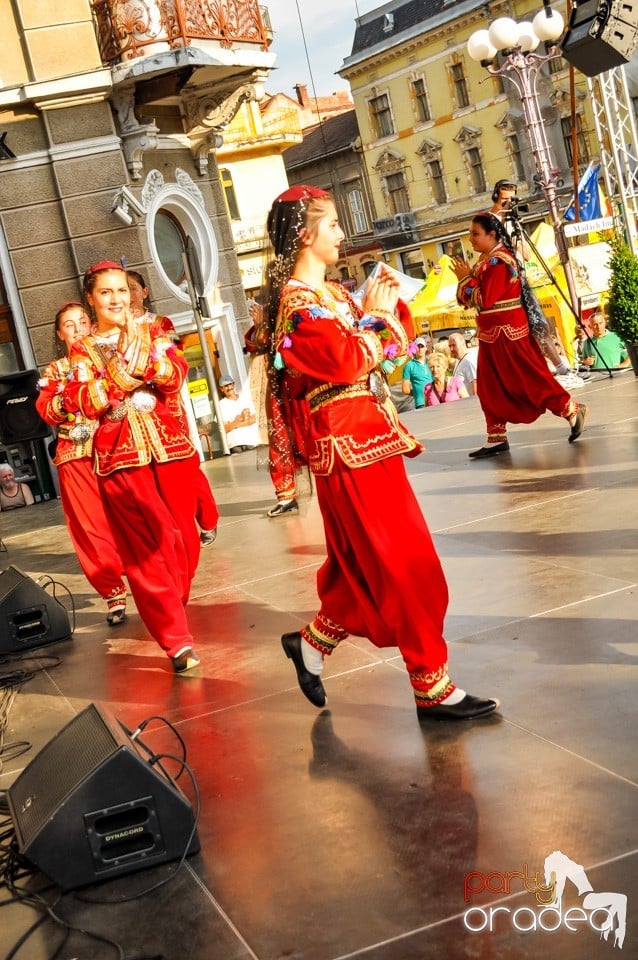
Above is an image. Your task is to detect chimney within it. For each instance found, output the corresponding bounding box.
[294,83,309,106]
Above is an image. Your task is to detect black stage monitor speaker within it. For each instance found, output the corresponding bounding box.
[561,0,638,75]
[0,369,50,443]
[8,702,200,890]
[0,565,71,652]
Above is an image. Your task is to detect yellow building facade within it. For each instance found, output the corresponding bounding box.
[340,0,596,281]
[216,99,303,298]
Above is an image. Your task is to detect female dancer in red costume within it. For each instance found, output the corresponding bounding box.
[244,300,304,517]
[127,269,219,543]
[36,302,128,624]
[64,261,203,672]
[454,213,587,458]
[267,185,498,721]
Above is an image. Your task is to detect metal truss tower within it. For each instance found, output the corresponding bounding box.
[587,66,638,249]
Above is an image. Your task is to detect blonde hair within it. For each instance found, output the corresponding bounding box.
[428,353,448,375]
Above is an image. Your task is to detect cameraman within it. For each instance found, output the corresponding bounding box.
[490,180,532,260]
[489,178,576,383]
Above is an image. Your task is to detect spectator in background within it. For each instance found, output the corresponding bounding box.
[433,337,452,371]
[0,464,34,510]
[401,338,433,408]
[581,310,630,369]
[449,332,478,395]
[218,375,260,453]
[424,352,469,405]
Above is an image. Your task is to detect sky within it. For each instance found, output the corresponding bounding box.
[262,0,382,99]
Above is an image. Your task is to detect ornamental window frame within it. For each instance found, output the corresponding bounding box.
[411,74,431,124]
[495,112,528,184]
[453,126,487,195]
[447,55,471,110]
[373,149,410,214]
[367,89,396,141]
[142,168,219,302]
[417,138,448,205]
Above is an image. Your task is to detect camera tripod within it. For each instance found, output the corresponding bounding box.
[506,212,613,379]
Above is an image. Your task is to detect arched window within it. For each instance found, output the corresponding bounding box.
[143,168,219,302]
[153,210,187,285]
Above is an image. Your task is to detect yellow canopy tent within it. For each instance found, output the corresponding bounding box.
[409,255,476,333]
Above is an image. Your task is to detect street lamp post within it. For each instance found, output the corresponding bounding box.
[467,6,580,317]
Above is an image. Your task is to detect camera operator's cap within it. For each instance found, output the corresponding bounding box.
[218,375,234,387]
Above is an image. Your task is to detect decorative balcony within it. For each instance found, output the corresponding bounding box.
[91,0,270,64]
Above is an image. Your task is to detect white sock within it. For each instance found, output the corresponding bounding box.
[301,638,324,675]
[555,361,570,375]
[440,686,466,705]
[278,498,295,506]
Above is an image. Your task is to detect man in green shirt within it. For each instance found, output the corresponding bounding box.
[401,338,434,408]
[582,311,630,369]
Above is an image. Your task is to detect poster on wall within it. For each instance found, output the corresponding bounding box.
[568,242,612,298]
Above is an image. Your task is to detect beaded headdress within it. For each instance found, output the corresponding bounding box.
[266,185,330,281]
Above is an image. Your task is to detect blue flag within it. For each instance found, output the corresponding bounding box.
[563,163,602,221]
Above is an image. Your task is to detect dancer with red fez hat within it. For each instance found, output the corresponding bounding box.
[63,260,204,673]
[266,185,498,720]
[36,301,128,625]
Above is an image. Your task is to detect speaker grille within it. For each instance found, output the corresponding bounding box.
[10,704,120,843]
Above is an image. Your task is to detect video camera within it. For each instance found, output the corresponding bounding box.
[504,196,530,219]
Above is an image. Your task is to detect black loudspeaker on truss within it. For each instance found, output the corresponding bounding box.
[7,702,200,890]
[0,370,50,444]
[560,0,638,75]
[0,565,71,653]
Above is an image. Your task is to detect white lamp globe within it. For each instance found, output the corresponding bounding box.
[488,17,520,50]
[518,22,541,51]
[533,7,565,41]
[467,29,497,61]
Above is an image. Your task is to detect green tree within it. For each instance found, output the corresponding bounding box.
[607,233,638,344]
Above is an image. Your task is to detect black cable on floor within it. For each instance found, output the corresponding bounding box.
[35,575,77,635]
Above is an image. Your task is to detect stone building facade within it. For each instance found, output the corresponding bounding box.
[0,0,275,374]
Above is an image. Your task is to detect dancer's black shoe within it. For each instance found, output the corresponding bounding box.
[568,403,587,442]
[417,694,500,721]
[281,631,326,707]
[267,498,298,517]
[468,442,509,459]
